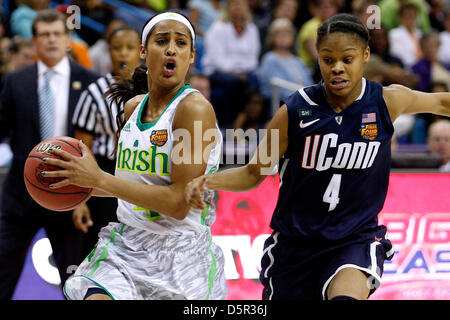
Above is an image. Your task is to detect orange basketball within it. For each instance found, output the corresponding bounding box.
[24,136,93,211]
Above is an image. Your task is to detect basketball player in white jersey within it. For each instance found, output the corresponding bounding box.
[41,12,226,300]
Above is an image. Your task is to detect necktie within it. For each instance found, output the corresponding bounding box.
[39,69,56,140]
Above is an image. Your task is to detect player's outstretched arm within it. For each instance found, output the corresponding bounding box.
[185,105,288,210]
[383,84,450,122]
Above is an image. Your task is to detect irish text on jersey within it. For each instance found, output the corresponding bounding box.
[116,141,170,176]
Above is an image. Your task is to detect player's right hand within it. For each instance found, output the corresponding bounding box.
[72,203,93,233]
[42,140,103,190]
[185,175,208,210]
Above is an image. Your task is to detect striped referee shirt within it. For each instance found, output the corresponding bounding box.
[72,73,122,161]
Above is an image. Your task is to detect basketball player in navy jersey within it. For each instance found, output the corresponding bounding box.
[185,13,450,300]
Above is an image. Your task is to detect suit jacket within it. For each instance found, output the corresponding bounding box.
[0,60,99,217]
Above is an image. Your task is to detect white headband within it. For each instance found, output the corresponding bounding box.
[141,12,195,46]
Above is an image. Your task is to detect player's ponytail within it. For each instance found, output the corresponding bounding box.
[316,13,370,49]
[105,63,148,157]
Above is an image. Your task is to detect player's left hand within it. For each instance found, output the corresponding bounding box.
[185,175,208,210]
[40,140,104,189]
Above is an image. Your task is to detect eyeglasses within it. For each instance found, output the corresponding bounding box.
[35,31,67,39]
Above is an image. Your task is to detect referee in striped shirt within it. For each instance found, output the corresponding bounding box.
[71,26,141,255]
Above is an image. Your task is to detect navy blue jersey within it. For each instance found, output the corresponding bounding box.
[272,78,394,240]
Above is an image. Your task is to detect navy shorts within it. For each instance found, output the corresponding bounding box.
[260,225,394,300]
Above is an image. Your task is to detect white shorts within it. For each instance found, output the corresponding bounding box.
[63,222,227,300]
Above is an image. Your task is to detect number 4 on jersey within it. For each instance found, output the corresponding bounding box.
[323,174,341,212]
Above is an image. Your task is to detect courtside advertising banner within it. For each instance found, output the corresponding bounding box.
[13,173,450,300]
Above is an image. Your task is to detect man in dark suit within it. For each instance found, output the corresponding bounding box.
[0,9,99,300]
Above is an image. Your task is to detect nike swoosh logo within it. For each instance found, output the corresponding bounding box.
[299,118,320,128]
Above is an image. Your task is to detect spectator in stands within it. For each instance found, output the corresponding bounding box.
[296,0,338,70]
[293,0,314,31]
[54,4,93,70]
[9,37,35,71]
[89,19,125,75]
[272,0,298,24]
[369,26,404,68]
[203,0,260,128]
[189,71,211,101]
[0,9,98,300]
[248,0,271,44]
[412,32,450,92]
[427,119,450,172]
[379,0,431,32]
[0,37,36,165]
[438,10,450,69]
[411,81,449,144]
[258,18,313,106]
[193,37,205,73]
[365,26,419,88]
[10,1,94,69]
[203,0,260,77]
[0,37,35,167]
[393,106,417,144]
[0,36,10,60]
[0,36,12,90]
[188,0,222,37]
[71,0,115,45]
[186,0,222,73]
[388,2,424,69]
[233,89,266,142]
[258,0,298,54]
[0,11,7,39]
[427,0,446,31]
[393,117,416,144]
[10,0,48,39]
[352,0,378,29]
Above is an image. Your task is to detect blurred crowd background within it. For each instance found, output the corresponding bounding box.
[0,0,449,171]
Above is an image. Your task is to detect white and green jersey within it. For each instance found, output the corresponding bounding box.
[114,85,222,235]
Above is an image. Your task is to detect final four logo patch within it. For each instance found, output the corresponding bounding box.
[150,129,168,146]
[360,123,378,140]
